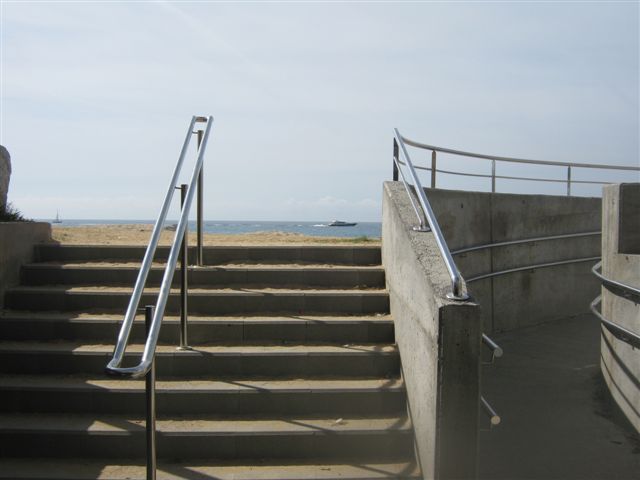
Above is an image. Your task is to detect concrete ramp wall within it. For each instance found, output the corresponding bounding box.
[382,182,481,480]
[426,189,601,334]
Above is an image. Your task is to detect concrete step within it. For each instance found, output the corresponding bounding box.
[0,458,420,479]
[4,286,389,315]
[0,414,413,460]
[35,245,382,266]
[0,374,405,415]
[0,342,400,377]
[0,312,394,344]
[21,263,385,288]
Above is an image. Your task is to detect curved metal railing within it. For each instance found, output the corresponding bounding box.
[106,115,214,378]
[393,129,468,300]
[590,261,640,349]
[397,134,640,195]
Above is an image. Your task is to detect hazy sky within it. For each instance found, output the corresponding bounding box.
[1,1,638,221]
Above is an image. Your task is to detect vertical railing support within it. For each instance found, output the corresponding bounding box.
[491,159,496,193]
[196,129,204,266]
[144,305,157,480]
[392,138,399,181]
[567,166,572,196]
[178,183,189,350]
[431,150,437,188]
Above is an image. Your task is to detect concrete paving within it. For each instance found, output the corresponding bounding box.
[479,313,640,480]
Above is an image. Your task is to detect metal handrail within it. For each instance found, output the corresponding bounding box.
[398,134,639,195]
[592,261,640,301]
[452,231,600,256]
[466,256,600,283]
[482,334,503,362]
[393,129,468,300]
[590,296,640,349]
[106,115,214,378]
[480,396,501,426]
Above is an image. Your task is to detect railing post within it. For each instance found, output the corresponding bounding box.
[179,183,189,350]
[392,138,399,181]
[567,166,572,196]
[196,129,204,266]
[144,305,157,480]
[431,150,437,188]
[491,159,496,193]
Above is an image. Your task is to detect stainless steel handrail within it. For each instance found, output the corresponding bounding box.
[402,136,640,170]
[399,133,639,195]
[482,334,503,361]
[466,256,600,283]
[106,115,214,378]
[393,128,468,300]
[592,261,640,301]
[590,296,640,349]
[480,396,501,426]
[452,231,600,256]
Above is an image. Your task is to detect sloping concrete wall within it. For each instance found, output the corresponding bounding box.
[0,222,51,308]
[426,189,601,333]
[601,183,640,434]
[382,182,481,480]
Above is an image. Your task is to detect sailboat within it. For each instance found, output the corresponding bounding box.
[52,211,62,224]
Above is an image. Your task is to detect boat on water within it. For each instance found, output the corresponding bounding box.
[328,220,357,227]
[52,211,62,224]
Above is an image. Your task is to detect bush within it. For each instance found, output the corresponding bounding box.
[0,203,31,222]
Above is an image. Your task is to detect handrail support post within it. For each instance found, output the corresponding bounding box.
[392,139,399,181]
[178,184,190,350]
[431,150,436,188]
[567,166,572,196]
[144,305,157,480]
[491,159,496,193]
[196,129,204,266]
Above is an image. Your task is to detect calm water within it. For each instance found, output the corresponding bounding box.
[47,219,382,239]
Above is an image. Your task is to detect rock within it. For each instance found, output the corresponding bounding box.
[0,146,10,209]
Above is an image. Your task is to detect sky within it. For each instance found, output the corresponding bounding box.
[1,0,638,221]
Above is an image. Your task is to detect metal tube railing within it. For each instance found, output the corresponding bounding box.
[399,134,639,196]
[452,231,600,255]
[393,129,468,300]
[466,256,601,283]
[106,115,213,378]
[480,396,501,426]
[482,334,503,361]
[590,296,640,349]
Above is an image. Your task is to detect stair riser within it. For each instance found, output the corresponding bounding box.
[0,352,400,377]
[4,292,390,315]
[1,389,406,415]
[21,267,385,289]
[35,245,382,265]
[0,319,394,344]
[0,431,413,460]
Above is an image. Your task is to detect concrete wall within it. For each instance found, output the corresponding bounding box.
[382,182,481,480]
[0,222,51,308]
[601,183,640,434]
[426,188,601,333]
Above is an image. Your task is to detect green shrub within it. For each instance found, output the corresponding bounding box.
[0,203,31,222]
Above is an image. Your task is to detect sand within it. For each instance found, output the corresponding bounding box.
[51,224,380,246]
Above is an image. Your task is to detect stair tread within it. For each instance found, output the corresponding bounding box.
[25,262,384,270]
[0,459,418,479]
[7,286,387,294]
[0,312,392,323]
[0,342,397,354]
[0,374,403,392]
[0,413,411,434]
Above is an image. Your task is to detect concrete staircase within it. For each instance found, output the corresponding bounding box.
[0,244,418,479]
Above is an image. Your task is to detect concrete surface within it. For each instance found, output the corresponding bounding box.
[382,182,481,480]
[0,222,51,308]
[601,183,640,433]
[479,313,640,480]
[426,188,601,333]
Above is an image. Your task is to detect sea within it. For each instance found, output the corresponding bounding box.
[46,219,382,239]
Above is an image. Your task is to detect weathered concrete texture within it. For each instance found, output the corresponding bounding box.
[479,314,640,480]
[382,182,481,480]
[601,183,640,434]
[426,188,601,333]
[0,146,10,209]
[0,222,51,308]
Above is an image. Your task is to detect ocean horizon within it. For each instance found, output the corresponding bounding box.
[43,219,382,239]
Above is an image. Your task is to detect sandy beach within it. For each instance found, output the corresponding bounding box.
[51,224,380,246]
